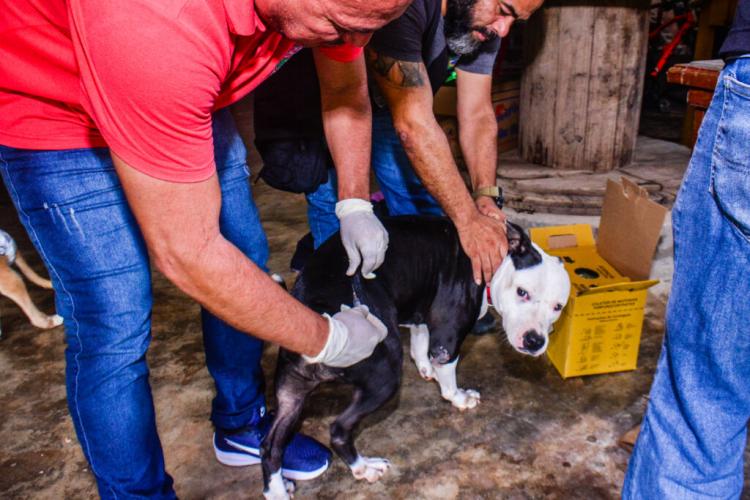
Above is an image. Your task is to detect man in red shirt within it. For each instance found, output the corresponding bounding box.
[0,0,409,496]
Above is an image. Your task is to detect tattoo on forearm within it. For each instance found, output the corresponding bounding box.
[366,48,425,88]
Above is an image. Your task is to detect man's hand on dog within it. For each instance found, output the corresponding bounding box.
[336,198,389,278]
[303,305,389,367]
[475,196,506,222]
[456,208,508,285]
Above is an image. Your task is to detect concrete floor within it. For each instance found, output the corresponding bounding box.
[1,144,749,499]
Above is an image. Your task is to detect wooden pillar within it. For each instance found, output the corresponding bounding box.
[519,0,651,171]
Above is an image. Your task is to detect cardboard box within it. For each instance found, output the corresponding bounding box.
[492,87,519,153]
[492,79,521,95]
[529,178,668,378]
[433,80,519,117]
[433,85,459,117]
[432,79,520,154]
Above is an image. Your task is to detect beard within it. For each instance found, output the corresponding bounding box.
[444,0,498,56]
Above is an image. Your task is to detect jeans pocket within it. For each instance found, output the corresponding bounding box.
[710,75,750,243]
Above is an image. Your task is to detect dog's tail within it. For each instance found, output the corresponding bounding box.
[14,252,53,289]
[351,273,367,308]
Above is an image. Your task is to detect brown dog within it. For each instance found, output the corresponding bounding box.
[0,230,62,334]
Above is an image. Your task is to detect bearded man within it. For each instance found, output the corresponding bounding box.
[365,0,543,280]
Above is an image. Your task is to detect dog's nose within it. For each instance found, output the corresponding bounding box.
[522,330,545,353]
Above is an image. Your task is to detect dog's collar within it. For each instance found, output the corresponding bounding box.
[486,286,493,307]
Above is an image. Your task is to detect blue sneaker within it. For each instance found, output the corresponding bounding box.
[213,409,331,480]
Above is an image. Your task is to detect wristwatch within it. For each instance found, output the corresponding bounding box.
[472,185,504,210]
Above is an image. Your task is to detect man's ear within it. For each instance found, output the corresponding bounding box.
[506,221,542,269]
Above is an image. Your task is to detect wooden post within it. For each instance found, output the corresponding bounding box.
[519,0,651,171]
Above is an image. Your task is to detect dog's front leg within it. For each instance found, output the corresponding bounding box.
[408,324,435,380]
[432,358,481,411]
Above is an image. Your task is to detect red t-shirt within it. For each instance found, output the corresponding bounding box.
[0,0,361,182]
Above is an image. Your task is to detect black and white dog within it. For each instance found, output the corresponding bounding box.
[262,216,570,499]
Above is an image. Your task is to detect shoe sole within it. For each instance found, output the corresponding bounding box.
[213,434,329,481]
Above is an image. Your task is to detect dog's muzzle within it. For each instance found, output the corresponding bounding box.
[521,330,545,354]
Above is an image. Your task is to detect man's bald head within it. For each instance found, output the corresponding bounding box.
[256,0,411,47]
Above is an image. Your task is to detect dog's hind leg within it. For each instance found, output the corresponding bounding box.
[408,324,435,380]
[261,369,319,500]
[330,375,399,483]
[14,252,53,289]
[0,261,62,329]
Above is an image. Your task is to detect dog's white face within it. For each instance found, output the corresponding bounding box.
[489,243,571,357]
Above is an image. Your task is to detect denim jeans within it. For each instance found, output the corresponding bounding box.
[305,171,339,248]
[623,56,750,499]
[371,108,443,216]
[0,108,269,499]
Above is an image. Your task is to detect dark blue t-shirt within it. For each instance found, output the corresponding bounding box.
[720,0,750,58]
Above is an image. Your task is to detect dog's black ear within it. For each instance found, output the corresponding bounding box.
[506,221,542,269]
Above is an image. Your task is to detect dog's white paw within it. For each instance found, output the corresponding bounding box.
[416,361,435,380]
[446,388,481,411]
[33,314,63,329]
[264,471,295,500]
[350,456,391,483]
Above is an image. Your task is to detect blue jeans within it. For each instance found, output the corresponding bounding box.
[371,108,443,216]
[305,171,339,248]
[0,108,268,499]
[623,56,750,499]
[304,108,443,246]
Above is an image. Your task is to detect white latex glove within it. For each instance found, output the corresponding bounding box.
[303,305,389,367]
[336,198,389,278]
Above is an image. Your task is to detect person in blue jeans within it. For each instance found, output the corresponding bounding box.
[0,108,381,496]
[623,5,750,497]
[0,0,411,496]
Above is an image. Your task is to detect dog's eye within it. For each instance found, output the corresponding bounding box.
[517,287,528,299]
[554,303,563,312]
